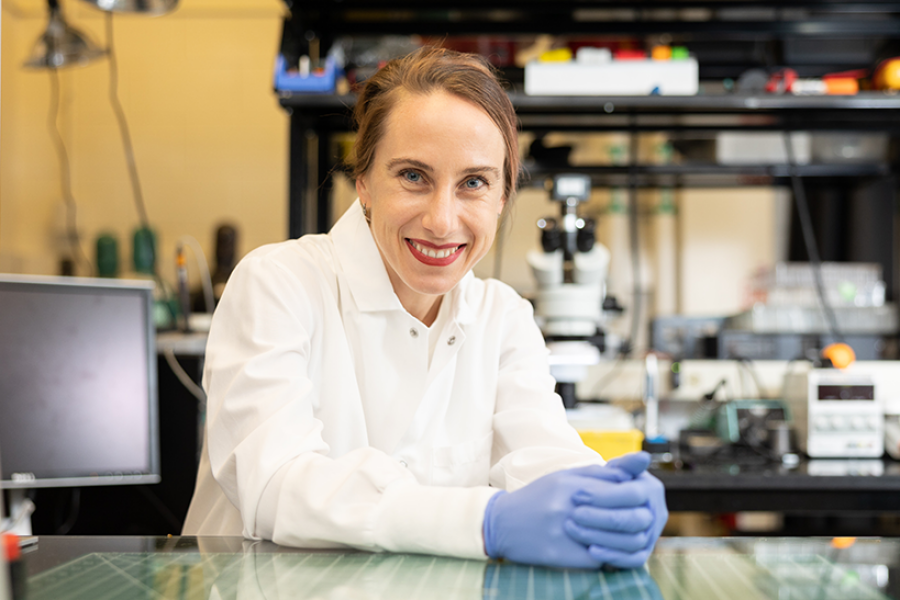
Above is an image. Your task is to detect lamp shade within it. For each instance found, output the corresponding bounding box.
[80,0,178,15]
[24,0,105,69]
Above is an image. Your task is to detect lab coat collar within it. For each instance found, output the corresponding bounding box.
[331,201,402,313]
[330,202,476,326]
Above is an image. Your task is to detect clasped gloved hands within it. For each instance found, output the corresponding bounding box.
[482,451,667,570]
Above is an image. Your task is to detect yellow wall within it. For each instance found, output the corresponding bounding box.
[1,0,287,285]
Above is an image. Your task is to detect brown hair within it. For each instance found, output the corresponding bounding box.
[350,46,520,202]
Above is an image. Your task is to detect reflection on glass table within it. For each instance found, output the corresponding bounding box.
[24,536,900,599]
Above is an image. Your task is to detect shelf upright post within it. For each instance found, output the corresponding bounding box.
[317,127,336,233]
[288,110,311,239]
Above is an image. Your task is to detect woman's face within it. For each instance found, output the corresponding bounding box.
[356,90,507,316]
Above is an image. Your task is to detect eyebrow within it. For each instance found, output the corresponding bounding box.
[385,158,501,179]
[386,158,433,172]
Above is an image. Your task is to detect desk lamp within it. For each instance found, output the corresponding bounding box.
[81,0,178,14]
[24,0,105,69]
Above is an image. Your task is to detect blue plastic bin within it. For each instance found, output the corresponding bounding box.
[273,54,340,93]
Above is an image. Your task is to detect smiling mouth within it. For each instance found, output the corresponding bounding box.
[407,239,465,259]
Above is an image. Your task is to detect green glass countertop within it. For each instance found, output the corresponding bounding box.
[21,536,900,599]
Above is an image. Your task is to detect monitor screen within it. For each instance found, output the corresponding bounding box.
[0,274,160,488]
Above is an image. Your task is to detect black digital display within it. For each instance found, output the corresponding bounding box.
[818,385,875,401]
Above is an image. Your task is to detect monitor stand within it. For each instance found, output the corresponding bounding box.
[5,489,33,536]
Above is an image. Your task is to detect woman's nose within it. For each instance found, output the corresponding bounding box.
[422,187,458,238]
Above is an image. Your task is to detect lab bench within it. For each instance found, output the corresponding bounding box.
[17,535,900,599]
[653,458,900,514]
[35,331,899,537]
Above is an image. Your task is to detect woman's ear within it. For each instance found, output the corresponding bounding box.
[356,177,370,204]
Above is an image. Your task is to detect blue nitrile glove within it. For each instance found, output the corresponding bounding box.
[564,451,669,570]
[483,464,645,569]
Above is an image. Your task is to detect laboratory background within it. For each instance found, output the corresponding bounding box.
[4,1,900,599]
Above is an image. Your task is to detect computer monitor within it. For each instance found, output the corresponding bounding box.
[0,274,160,512]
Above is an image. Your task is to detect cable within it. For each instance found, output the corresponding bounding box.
[105,13,182,320]
[49,69,93,276]
[177,235,216,312]
[106,13,150,229]
[164,347,207,404]
[783,132,843,343]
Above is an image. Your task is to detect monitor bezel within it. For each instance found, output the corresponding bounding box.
[0,273,161,489]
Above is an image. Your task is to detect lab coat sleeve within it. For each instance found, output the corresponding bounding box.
[205,249,497,559]
[489,295,604,491]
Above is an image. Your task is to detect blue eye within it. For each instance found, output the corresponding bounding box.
[403,170,422,183]
[465,178,484,189]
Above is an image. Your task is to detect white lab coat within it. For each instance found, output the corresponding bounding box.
[182,202,602,559]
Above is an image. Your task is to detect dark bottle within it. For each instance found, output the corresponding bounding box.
[211,224,238,304]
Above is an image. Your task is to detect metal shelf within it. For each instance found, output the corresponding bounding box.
[290,1,900,37]
[295,20,900,38]
[525,162,892,177]
[280,92,900,112]
[509,93,900,111]
[281,92,900,133]
[522,162,892,189]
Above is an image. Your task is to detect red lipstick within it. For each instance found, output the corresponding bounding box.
[406,239,464,266]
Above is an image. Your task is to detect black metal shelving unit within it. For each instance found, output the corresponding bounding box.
[280,91,900,237]
[275,0,900,524]
[278,0,900,253]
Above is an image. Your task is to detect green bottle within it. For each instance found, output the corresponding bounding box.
[96,233,119,278]
[130,226,177,330]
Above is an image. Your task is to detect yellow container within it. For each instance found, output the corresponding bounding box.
[539,48,574,63]
[577,429,645,460]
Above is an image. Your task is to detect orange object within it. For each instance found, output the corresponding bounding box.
[824,77,859,95]
[822,343,856,369]
[2,532,21,561]
[651,45,672,61]
[831,536,856,549]
[874,58,900,90]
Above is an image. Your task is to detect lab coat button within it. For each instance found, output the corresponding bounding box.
[409,328,419,338]
[399,460,408,468]
[447,336,456,346]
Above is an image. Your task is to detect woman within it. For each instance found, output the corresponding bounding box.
[183,46,667,569]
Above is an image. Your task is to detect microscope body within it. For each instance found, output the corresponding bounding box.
[527,175,611,407]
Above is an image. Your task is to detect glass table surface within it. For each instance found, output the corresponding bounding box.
[20,536,900,599]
